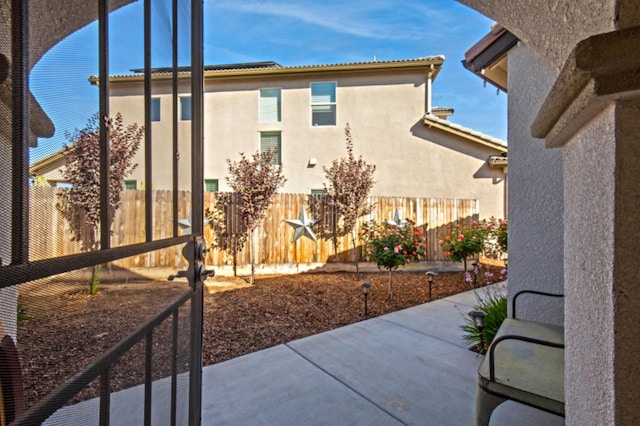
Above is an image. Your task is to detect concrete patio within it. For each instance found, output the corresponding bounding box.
[45,285,564,425]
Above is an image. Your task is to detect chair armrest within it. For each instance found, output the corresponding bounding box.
[512,290,564,319]
[488,333,565,381]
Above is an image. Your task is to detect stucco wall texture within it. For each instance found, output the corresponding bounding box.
[506,46,564,326]
[110,69,507,219]
[459,0,640,424]
[564,105,617,424]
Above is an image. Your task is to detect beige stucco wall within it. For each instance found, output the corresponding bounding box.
[506,46,563,326]
[110,69,506,220]
[458,0,640,424]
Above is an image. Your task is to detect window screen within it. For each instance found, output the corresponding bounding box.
[311,82,336,126]
[259,88,281,123]
[260,132,282,164]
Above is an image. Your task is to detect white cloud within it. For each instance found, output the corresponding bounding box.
[208,0,434,41]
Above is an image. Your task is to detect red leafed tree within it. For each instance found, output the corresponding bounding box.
[226,149,286,284]
[57,112,143,294]
[323,123,376,279]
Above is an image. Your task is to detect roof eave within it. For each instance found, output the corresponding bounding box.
[91,57,446,85]
[423,114,507,153]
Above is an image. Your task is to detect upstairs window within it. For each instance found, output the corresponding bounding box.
[259,88,281,123]
[124,180,137,190]
[151,97,161,121]
[204,179,219,192]
[180,96,192,121]
[260,131,282,165]
[311,82,336,126]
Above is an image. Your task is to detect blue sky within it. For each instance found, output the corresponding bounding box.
[30,0,506,162]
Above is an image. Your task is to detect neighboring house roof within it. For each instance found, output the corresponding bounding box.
[461,23,517,92]
[89,56,446,85]
[423,112,508,153]
[29,148,65,178]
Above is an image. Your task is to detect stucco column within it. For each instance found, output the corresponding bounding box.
[563,98,640,425]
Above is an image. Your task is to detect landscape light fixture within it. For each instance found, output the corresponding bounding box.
[425,271,436,300]
[361,282,372,317]
[468,310,487,350]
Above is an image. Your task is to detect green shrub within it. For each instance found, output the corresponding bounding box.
[18,303,29,321]
[461,287,507,354]
[439,221,487,270]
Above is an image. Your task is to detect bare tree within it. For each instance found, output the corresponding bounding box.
[57,112,143,294]
[323,123,376,279]
[226,149,286,284]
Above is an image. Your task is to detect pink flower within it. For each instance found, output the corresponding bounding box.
[394,246,400,253]
[384,247,389,251]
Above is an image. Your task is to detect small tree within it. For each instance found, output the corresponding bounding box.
[438,221,488,273]
[323,123,376,279]
[226,149,286,284]
[361,219,426,298]
[205,192,248,277]
[57,113,143,294]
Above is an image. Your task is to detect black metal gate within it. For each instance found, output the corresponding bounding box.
[0,0,205,424]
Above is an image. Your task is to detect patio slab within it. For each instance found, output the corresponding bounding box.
[43,282,558,425]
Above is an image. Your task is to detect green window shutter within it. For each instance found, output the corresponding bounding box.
[124,180,137,190]
[259,88,281,123]
[310,189,325,195]
[311,82,336,126]
[151,98,161,121]
[180,96,192,120]
[204,179,219,192]
[260,131,282,164]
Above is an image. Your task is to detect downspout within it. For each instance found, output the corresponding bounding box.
[426,65,433,115]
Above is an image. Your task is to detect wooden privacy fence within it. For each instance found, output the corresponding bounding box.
[28,188,479,269]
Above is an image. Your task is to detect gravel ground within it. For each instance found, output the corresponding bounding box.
[18,266,504,410]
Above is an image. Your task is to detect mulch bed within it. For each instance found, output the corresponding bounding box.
[17,266,503,410]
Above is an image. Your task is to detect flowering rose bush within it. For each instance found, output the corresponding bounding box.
[484,216,508,256]
[360,219,426,297]
[439,221,488,271]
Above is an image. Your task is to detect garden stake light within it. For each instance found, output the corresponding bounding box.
[361,282,372,317]
[425,271,436,300]
[468,310,487,351]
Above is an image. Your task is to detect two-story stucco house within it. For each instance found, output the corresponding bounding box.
[31,56,508,219]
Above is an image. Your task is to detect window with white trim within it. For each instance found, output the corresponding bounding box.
[260,131,282,164]
[259,88,281,123]
[310,82,336,126]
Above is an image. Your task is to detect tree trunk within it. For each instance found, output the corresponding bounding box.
[387,268,394,299]
[232,234,238,277]
[351,230,360,280]
[250,228,255,285]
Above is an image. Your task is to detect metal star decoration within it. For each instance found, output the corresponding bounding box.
[176,211,212,235]
[385,209,407,227]
[284,207,320,243]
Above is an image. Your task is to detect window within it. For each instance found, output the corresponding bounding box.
[310,189,325,195]
[310,82,336,126]
[260,131,282,164]
[124,180,137,190]
[151,98,161,121]
[259,88,281,123]
[180,96,192,121]
[204,179,219,192]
